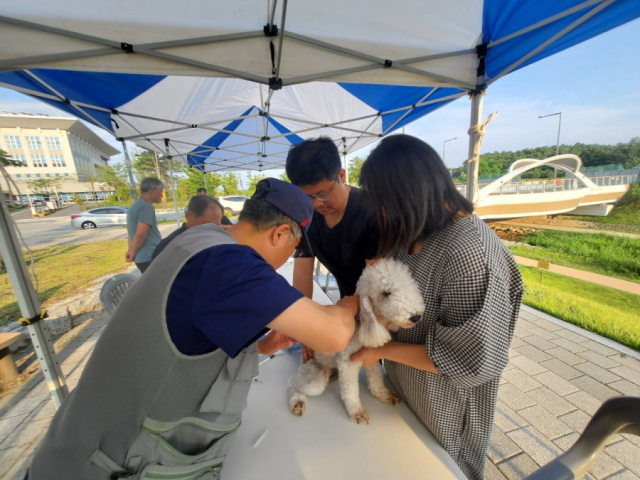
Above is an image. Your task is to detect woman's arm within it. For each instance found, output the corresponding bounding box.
[351,342,438,374]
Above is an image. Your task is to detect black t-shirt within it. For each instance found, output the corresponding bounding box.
[151,223,187,261]
[294,187,379,297]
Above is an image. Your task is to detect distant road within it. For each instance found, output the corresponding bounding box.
[12,208,183,250]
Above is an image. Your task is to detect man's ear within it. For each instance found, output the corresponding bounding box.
[271,223,291,247]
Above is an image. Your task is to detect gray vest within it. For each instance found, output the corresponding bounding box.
[30,224,259,480]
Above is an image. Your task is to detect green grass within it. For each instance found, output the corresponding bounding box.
[520,266,640,350]
[509,229,640,283]
[569,182,640,229]
[0,239,130,325]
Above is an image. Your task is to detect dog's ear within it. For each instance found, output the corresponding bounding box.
[358,296,392,348]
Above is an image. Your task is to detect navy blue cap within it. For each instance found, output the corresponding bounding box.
[252,178,313,253]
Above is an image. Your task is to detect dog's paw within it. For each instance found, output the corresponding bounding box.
[378,391,401,406]
[350,409,370,425]
[290,399,307,417]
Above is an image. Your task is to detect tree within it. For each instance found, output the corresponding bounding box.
[27,177,63,205]
[132,149,166,181]
[347,157,365,186]
[245,172,266,196]
[220,172,241,195]
[97,164,131,203]
[279,171,291,183]
[0,149,21,167]
[178,165,222,198]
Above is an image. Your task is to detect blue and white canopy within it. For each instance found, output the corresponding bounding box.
[0,0,637,172]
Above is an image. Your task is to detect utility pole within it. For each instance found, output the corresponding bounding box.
[539,112,562,185]
[153,151,168,212]
[443,137,457,165]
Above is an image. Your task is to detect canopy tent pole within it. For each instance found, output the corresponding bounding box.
[120,140,138,201]
[203,167,209,192]
[0,194,68,407]
[342,137,349,185]
[164,139,181,227]
[465,91,484,206]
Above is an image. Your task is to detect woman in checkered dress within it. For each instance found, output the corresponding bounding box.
[352,135,524,480]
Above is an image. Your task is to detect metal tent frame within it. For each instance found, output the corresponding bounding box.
[0,0,633,405]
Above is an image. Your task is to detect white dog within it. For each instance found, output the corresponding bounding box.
[288,259,425,425]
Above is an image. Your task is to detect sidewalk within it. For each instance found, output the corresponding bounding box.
[0,306,639,479]
[513,255,640,295]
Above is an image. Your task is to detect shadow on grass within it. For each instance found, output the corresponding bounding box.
[26,245,80,264]
[0,284,69,326]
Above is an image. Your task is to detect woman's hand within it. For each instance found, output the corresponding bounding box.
[350,347,383,367]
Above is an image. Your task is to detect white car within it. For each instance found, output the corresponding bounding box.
[218,196,249,214]
[70,206,128,229]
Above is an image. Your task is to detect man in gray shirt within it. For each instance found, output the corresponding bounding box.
[126,177,164,273]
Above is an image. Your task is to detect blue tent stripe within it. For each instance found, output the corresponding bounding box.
[0,70,164,131]
[483,0,640,80]
[187,106,256,166]
[267,116,304,145]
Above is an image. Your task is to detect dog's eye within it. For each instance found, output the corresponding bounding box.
[382,290,391,297]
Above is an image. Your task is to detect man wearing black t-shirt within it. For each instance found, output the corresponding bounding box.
[286,137,380,362]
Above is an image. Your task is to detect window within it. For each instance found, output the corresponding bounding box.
[45,173,51,177]
[15,174,22,179]
[36,174,41,178]
[26,174,31,178]
[13,155,27,167]
[31,155,47,167]
[55,173,60,177]
[4,135,22,149]
[64,173,70,178]
[25,136,43,149]
[51,155,66,167]
[45,136,62,149]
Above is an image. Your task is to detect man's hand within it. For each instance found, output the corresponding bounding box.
[125,250,135,262]
[302,344,315,363]
[336,294,360,317]
[350,347,383,367]
[257,330,296,356]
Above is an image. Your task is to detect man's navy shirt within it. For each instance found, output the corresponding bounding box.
[166,244,303,358]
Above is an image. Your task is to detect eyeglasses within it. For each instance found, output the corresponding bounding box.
[307,175,339,202]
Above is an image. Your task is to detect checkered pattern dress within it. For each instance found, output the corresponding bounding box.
[386,215,524,480]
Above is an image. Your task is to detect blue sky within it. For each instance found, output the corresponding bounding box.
[0,17,638,174]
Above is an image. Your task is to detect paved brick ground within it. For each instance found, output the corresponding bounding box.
[0,306,639,480]
[486,307,640,480]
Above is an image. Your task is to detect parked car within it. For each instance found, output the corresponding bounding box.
[70,207,128,229]
[218,196,249,214]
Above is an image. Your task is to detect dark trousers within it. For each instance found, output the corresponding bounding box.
[136,261,151,273]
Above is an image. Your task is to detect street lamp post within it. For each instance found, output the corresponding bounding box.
[538,112,562,188]
[443,137,457,164]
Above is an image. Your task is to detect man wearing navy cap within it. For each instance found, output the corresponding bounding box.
[28,178,357,480]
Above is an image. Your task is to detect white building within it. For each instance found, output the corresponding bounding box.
[0,113,120,204]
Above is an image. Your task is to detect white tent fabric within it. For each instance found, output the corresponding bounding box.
[1,0,639,409]
[0,0,638,174]
[0,0,481,87]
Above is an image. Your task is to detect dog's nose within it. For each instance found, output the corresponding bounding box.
[409,315,422,323]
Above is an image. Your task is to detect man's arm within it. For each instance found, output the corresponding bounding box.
[126,222,150,262]
[293,256,315,299]
[267,295,358,355]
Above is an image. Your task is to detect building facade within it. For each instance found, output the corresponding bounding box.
[0,113,120,204]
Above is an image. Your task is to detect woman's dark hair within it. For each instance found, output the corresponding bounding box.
[360,134,473,256]
[285,137,341,186]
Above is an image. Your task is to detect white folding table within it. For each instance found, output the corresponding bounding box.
[222,262,465,479]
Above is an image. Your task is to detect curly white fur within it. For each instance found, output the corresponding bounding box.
[288,259,425,424]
